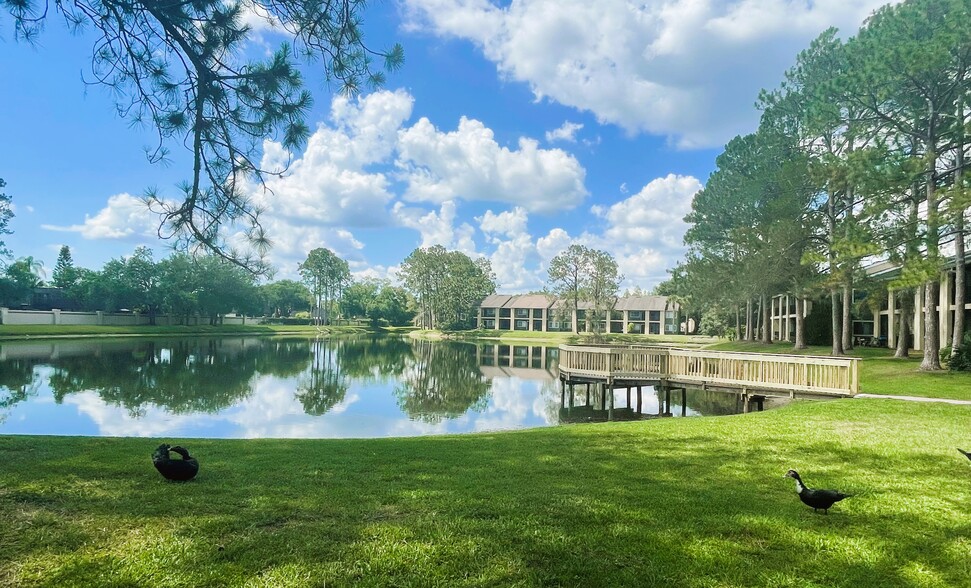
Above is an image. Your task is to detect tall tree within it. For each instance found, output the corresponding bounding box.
[547,244,593,333]
[3,1,403,274]
[52,245,78,289]
[299,248,350,326]
[546,245,622,334]
[585,249,623,336]
[399,246,495,331]
[849,0,969,370]
[0,178,12,264]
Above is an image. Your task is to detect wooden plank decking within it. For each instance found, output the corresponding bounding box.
[557,345,859,397]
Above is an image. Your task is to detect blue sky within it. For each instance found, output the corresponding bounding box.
[0,0,894,292]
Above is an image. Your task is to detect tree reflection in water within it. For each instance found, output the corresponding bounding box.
[393,340,492,423]
[47,338,311,416]
[0,358,41,423]
[295,339,349,416]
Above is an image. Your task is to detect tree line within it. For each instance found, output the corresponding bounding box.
[662,0,971,370]
[0,236,501,329]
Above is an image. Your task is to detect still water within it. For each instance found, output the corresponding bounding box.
[0,336,768,439]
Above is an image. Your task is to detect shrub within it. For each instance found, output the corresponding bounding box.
[949,332,971,372]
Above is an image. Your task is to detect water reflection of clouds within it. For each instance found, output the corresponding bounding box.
[3,338,693,439]
[64,392,213,438]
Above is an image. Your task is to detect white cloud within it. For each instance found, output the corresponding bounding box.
[456,174,701,292]
[249,89,586,274]
[391,200,478,255]
[397,116,588,212]
[403,0,895,147]
[256,89,414,230]
[597,174,703,285]
[41,193,161,240]
[545,121,583,143]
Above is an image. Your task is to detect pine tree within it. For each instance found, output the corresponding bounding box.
[52,246,78,289]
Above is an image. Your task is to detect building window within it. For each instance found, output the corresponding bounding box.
[515,319,529,330]
[649,322,661,334]
[482,319,495,329]
[628,310,645,320]
[532,308,543,318]
[649,310,661,322]
[611,310,623,320]
[482,308,496,317]
[515,308,530,318]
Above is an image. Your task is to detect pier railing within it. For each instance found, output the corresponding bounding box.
[557,345,859,397]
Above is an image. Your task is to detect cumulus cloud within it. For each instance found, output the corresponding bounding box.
[41,193,161,240]
[249,89,586,274]
[397,116,588,212]
[595,174,703,285]
[545,121,583,143]
[391,200,477,255]
[449,174,702,292]
[403,0,895,147]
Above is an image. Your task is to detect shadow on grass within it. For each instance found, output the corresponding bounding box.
[1,401,970,587]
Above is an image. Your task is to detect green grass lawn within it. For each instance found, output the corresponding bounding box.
[709,341,971,402]
[2,399,970,587]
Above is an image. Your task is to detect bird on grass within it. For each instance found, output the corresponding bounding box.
[784,469,851,514]
[959,448,971,461]
[152,443,199,481]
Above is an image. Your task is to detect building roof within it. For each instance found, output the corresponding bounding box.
[480,294,513,308]
[505,294,555,309]
[615,296,674,311]
[480,293,678,312]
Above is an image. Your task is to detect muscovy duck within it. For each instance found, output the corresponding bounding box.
[152,443,199,481]
[784,469,851,514]
[959,448,971,461]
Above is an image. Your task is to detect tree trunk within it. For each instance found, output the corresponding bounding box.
[735,304,741,341]
[895,291,911,359]
[842,278,853,350]
[794,297,807,349]
[921,108,942,370]
[745,298,754,341]
[760,292,771,344]
[920,279,942,370]
[831,289,844,356]
[952,93,966,352]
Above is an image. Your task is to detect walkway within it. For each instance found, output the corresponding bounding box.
[557,344,860,398]
[854,393,971,405]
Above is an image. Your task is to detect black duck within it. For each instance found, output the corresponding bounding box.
[959,448,971,461]
[152,443,199,481]
[784,469,850,514]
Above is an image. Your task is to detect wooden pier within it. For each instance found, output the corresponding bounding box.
[557,344,859,399]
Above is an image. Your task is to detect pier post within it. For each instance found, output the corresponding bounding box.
[569,383,575,409]
[608,379,614,421]
[636,385,642,414]
[681,388,687,417]
[585,383,591,406]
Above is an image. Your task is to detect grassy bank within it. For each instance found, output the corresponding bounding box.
[0,324,371,339]
[2,399,970,587]
[710,341,971,401]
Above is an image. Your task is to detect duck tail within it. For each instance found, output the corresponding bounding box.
[959,448,971,460]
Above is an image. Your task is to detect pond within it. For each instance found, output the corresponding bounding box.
[0,336,782,438]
